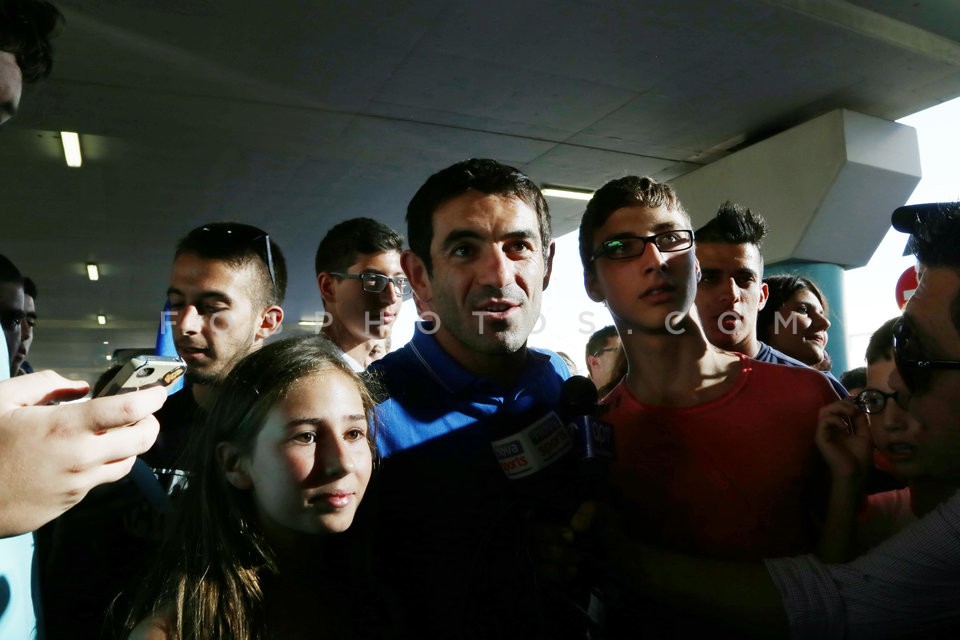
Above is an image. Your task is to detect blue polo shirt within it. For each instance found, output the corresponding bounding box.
[372,322,570,458]
[366,323,575,639]
[755,341,847,398]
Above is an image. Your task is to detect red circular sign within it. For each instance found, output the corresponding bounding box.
[895,266,919,309]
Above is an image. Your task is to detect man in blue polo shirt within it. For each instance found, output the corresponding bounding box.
[369,158,572,639]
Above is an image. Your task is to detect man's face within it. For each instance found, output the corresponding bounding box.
[404,192,553,368]
[889,267,960,484]
[167,254,268,386]
[322,250,404,342]
[0,51,22,125]
[11,293,35,374]
[695,242,767,354]
[0,281,24,371]
[585,204,696,334]
[587,335,622,389]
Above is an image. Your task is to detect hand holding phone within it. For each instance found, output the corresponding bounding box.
[96,355,186,397]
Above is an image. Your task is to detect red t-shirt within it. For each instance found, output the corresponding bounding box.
[601,354,838,560]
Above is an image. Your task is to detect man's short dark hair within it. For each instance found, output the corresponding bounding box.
[695,201,768,248]
[892,202,960,271]
[892,202,960,336]
[585,324,618,361]
[175,222,287,307]
[406,158,551,274]
[0,254,24,285]
[579,176,689,271]
[865,317,899,365]
[0,0,63,83]
[314,217,404,276]
[22,276,36,299]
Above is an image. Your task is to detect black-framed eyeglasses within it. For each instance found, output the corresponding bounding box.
[893,315,960,394]
[331,272,411,296]
[590,230,694,263]
[853,388,898,415]
[591,347,620,358]
[190,224,278,300]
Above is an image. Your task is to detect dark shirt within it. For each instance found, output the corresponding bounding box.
[37,386,203,639]
[366,324,580,639]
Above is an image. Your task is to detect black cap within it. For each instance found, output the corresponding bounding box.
[892,203,959,239]
[891,202,960,268]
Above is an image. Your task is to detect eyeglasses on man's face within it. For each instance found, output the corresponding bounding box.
[591,347,620,358]
[893,315,960,394]
[331,272,411,296]
[853,388,898,415]
[590,229,694,263]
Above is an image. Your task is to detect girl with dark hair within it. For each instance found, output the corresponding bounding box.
[127,335,380,639]
[757,274,833,371]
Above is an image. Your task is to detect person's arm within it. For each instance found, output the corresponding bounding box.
[0,370,165,536]
[537,502,790,638]
[813,399,872,562]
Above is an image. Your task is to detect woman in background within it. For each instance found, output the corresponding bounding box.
[758,274,834,372]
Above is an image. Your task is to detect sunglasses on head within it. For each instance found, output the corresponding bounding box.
[191,224,278,298]
[893,315,960,394]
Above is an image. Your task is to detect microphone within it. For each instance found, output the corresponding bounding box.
[485,376,617,637]
[558,376,617,638]
[489,408,572,481]
[559,376,614,464]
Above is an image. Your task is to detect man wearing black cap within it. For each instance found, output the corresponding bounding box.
[544,202,960,638]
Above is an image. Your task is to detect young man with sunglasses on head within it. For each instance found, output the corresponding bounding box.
[40,222,287,638]
[314,217,406,371]
[545,201,960,638]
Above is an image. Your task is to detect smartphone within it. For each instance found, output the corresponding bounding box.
[96,355,187,397]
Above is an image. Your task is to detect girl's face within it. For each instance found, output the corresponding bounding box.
[242,371,373,540]
[767,287,830,366]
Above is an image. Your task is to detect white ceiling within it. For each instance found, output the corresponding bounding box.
[4,0,960,383]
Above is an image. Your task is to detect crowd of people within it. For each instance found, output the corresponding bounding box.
[3,1,960,638]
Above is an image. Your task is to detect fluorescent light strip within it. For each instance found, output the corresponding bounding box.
[61,131,82,167]
[86,263,100,281]
[96,314,106,325]
[542,187,594,201]
[298,320,324,327]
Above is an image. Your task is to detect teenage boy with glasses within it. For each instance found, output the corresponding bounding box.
[573,175,839,635]
[813,315,959,564]
[314,217,406,371]
[542,201,960,638]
